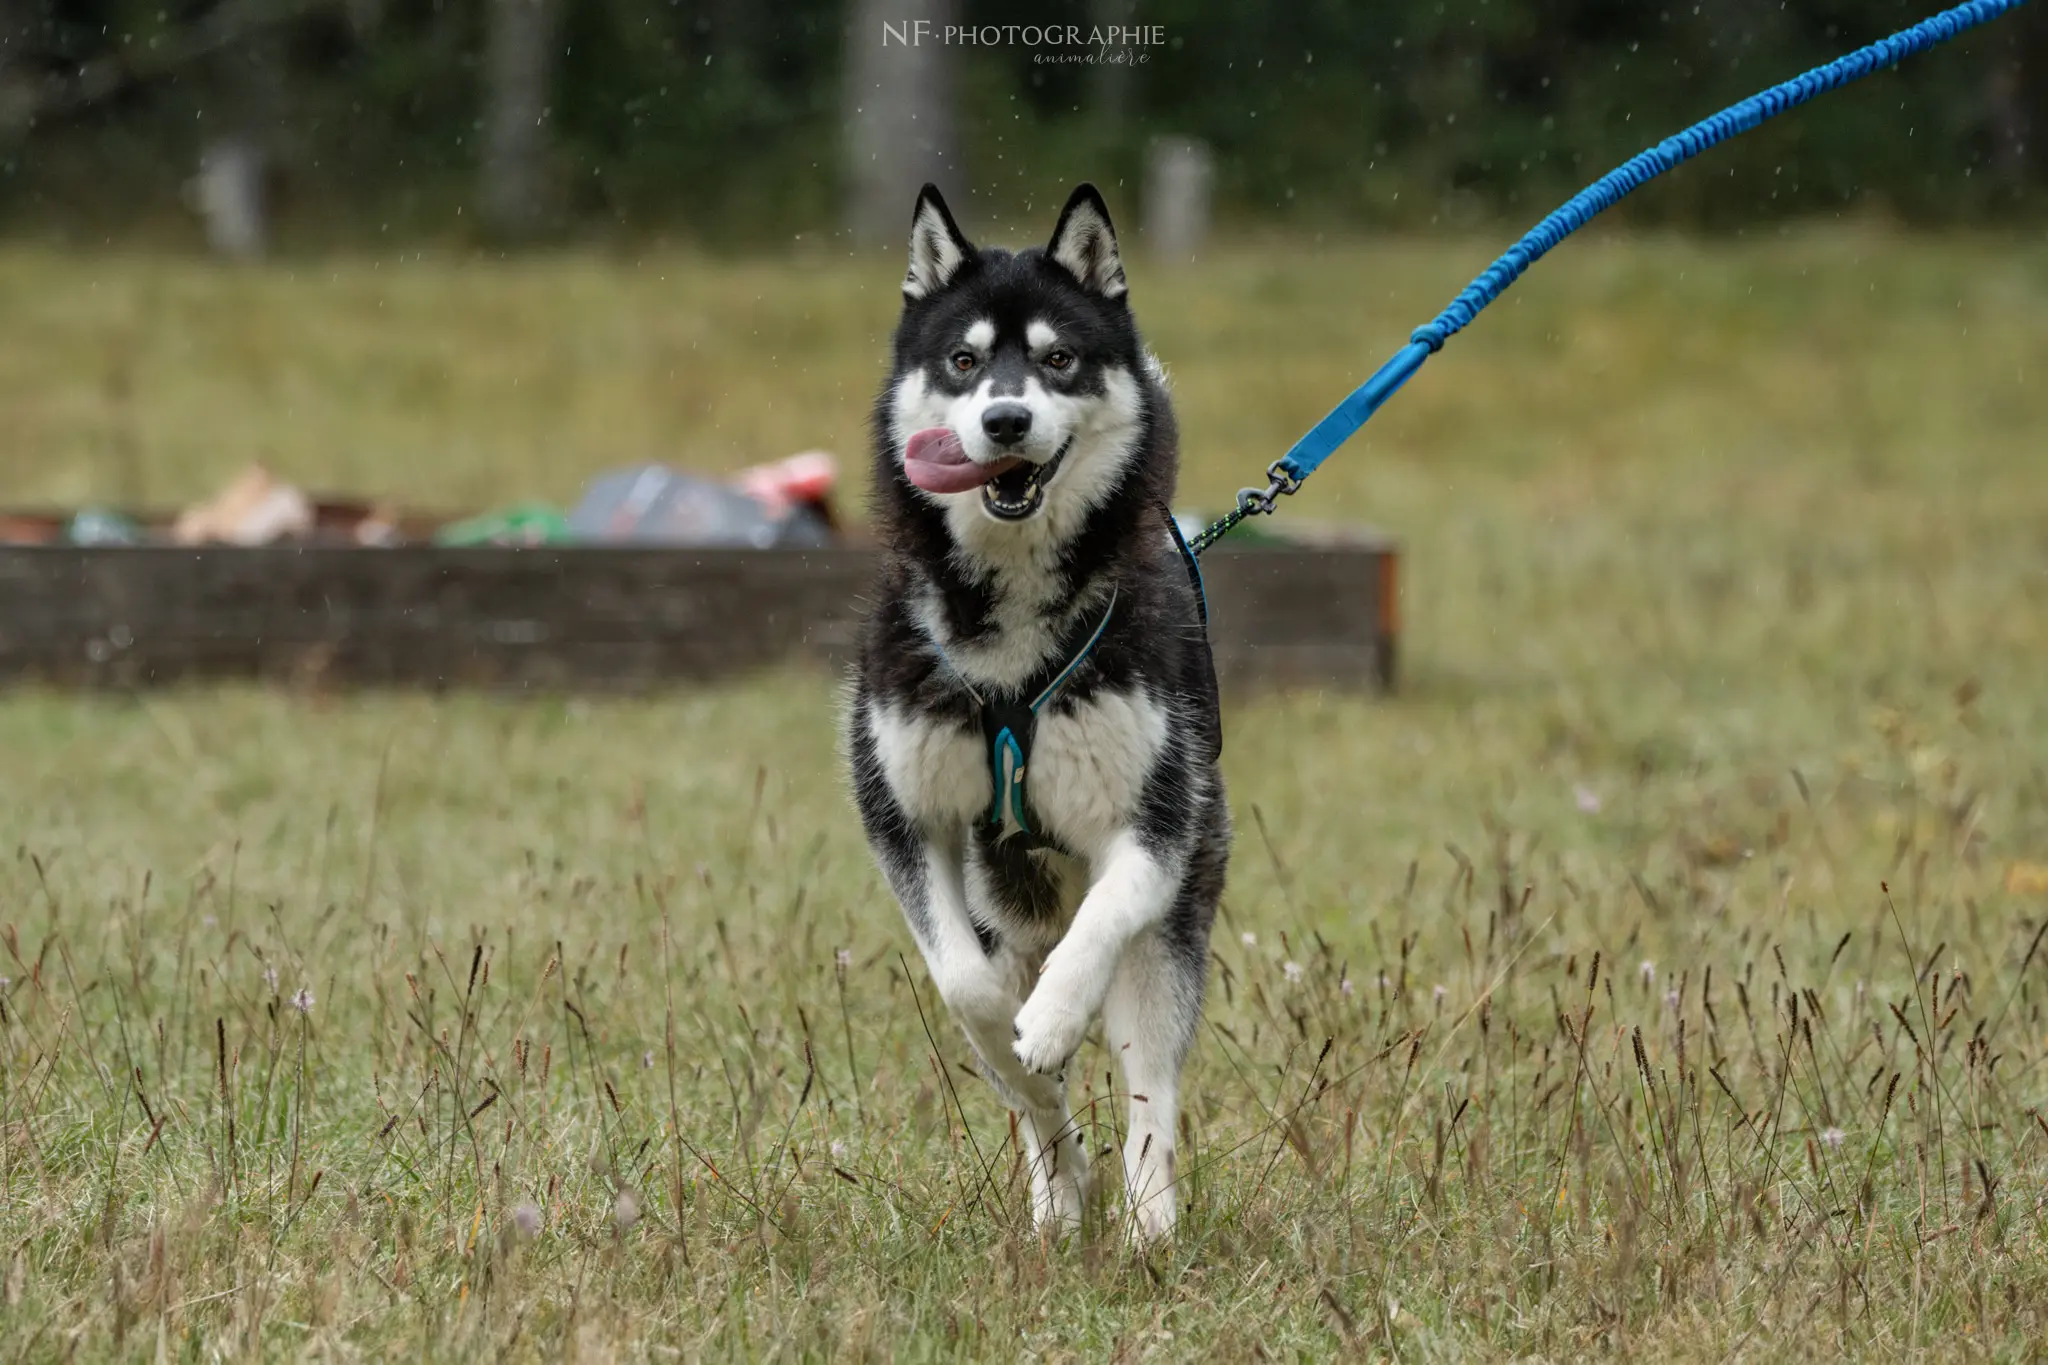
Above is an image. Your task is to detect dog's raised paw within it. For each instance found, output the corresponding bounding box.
[1011,988,1091,1075]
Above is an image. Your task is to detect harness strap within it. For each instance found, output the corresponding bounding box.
[1164,507,1208,628]
[1165,507,1224,763]
[979,583,1118,837]
[979,692,1039,833]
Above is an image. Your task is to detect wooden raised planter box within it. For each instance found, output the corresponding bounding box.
[0,532,1398,692]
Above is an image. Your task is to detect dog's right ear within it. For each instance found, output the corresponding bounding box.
[902,184,975,302]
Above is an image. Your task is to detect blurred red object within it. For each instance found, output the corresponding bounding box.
[0,514,63,546]
[734,452,838,526]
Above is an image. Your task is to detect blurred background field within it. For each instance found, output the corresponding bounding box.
[4,0,2048,1356]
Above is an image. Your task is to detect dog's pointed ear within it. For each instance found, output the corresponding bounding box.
[1046,183,1127,300]
[903,184,975,302]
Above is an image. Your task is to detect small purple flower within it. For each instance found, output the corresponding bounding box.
[1282,960,1303,983]
[1574,784,1602,814]
[263,965,279,993]
[1240,932,1258,949]
[511,1201,542,1237]
[835,948,852,970]
[1638,960,1656,987]
[290,987,315,1015]
[1820,1127,1846,1150]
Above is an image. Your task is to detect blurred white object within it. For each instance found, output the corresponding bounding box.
[173,465,313,545]
[1144,137,1214,265]
[188,138,268,261]
[354,507,403,547]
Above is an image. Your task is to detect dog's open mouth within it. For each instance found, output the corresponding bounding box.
[979,438,1069,521]
[902,428,1070,521]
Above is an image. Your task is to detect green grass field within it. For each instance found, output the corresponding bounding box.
[3,229,2048,1359]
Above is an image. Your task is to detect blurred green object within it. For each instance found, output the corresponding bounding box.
[66,509,143,546]
[433,504,571,547]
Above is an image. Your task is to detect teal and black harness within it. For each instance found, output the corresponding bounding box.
[938,510,1209,849]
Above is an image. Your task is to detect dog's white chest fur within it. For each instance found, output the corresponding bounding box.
[867,686,1167,859]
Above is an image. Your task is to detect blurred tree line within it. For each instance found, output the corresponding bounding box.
[0,0,2039,245]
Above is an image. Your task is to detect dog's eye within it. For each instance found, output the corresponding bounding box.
[1043,350,1073,372]
[951,352,977,373]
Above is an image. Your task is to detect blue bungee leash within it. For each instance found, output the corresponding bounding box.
[1186,0,2030,555]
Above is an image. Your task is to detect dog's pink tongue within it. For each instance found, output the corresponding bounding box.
[904,427,1011,494]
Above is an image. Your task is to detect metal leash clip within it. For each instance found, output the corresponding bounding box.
[1233,459,1303,518]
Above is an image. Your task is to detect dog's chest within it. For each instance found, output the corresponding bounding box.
[869,687,1167,852]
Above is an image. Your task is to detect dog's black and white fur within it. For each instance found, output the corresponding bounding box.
[846,183,1229,1244]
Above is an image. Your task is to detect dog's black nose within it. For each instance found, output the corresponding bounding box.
[982,403,1032,447]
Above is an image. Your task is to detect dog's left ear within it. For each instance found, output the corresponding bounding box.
[1046,183,1128,300]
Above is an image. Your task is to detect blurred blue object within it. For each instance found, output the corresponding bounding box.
[66,509,143,546]
[568,465,833,549]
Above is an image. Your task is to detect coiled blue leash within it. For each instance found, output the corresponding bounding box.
[1187,0,2030,555]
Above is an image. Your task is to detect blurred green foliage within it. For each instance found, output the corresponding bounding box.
[1,0,2042,242]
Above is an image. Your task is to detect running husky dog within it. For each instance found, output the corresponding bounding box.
[846,183,1228,1245]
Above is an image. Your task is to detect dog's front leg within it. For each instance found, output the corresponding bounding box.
[852,710,1090,1231]
[1011,829,1178,1076]
[910,842,1091,1233]
[862,805,1089,1233]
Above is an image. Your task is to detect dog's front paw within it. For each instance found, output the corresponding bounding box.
[1012,982,1094,1075]
[1031,1135,1090,1241]
[1126,1192,1176,1248]
[1122,1134,1179,1248]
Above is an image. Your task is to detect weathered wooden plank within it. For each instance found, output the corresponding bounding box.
[0,539,1397,692]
